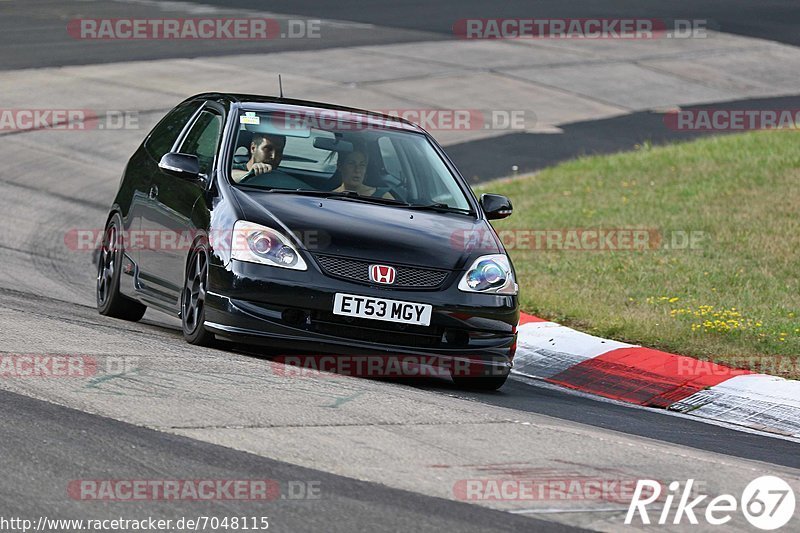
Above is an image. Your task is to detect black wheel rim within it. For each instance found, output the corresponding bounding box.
[183,250,207,333]
[97,225,117,306]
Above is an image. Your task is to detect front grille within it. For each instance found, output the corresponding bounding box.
[313,254,449,288]
[310,311,443,347]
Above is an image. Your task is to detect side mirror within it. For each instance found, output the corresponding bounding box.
[480,194,513,220]
[159,152,200,180]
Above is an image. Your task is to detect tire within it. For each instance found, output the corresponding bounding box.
[451,371,510,391]
[96,213,147,321]
[181,244,215,346]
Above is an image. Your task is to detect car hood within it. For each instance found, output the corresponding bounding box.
[231,188,502,270]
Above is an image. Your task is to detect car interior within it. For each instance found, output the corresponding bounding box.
[232,125,409,200]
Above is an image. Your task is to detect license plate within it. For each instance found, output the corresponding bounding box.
[333,293,432,326]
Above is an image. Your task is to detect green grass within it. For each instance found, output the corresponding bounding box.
[475,131,800,377]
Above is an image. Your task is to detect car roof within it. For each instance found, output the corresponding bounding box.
[189,92,424,134]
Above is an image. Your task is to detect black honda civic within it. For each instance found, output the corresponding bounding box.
[97,93,519,389]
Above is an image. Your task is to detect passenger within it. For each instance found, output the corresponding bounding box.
[333,148,392,198]
[231,133,289,183]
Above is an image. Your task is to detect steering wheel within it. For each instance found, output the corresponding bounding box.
[371,186,407,203]
[238,164,273,184]
[239,168,256,184]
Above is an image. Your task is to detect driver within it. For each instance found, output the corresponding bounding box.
[231,133,290,183]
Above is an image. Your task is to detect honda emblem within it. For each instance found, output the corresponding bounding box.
[369,264,396,284]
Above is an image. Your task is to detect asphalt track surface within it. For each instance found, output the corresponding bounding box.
[194,0,800,48]
[4,0,798,71]
[0,388,571,532]
[1,1,799,531]
[4,1,800,179]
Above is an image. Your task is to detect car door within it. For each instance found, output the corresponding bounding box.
[139,104,224,308]
[134,100,202,297]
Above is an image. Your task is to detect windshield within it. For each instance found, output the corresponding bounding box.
[228,109,472,212]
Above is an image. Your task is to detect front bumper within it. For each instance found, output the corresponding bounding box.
[204,259,519,374]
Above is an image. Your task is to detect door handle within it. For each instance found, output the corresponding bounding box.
[148,185,159,199]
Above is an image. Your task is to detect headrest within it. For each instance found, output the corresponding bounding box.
[233,145,249,165]
[236,129,254,149]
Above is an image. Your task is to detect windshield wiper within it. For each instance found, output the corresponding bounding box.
[243,187,409,205]
[401,203,473,214]
[245,187,339,195]
[240,187,350,196]
[327,193,410,206]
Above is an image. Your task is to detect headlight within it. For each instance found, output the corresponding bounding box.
[458,254,517,295]
[231,221,307,271]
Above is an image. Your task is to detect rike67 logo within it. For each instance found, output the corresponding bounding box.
[626,476,796,530]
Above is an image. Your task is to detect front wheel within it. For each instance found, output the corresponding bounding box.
[96,213,147,321]
[181,245,215,346]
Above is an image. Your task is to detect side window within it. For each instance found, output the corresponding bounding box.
[378,136,404,178]
[178,110,223,176]
[144,101,202,160]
